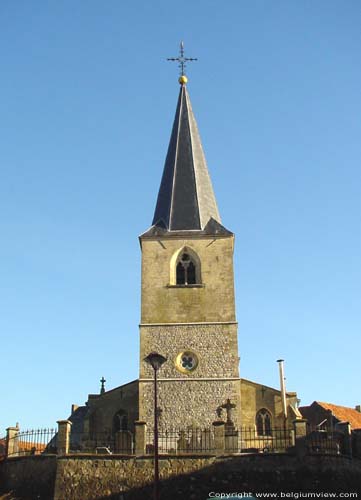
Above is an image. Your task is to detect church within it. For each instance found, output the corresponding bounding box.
[69,66,301,445]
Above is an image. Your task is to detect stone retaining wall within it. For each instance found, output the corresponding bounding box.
[0,455,57,499]
[1,454,360,500]
[54,454,361,499]
[54,454,214,499]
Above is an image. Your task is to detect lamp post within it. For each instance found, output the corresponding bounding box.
[144,352,167,500]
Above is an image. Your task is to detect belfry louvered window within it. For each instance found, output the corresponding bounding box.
[176,253,197,285]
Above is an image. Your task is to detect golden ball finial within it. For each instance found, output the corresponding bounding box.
[179,75,188,85]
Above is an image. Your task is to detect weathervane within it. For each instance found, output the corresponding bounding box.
[167,41,197,84]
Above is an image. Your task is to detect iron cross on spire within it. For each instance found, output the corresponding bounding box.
[167,41,197,77]
[100,376,106,395]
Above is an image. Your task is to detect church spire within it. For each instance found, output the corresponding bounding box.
[152,77,221,231]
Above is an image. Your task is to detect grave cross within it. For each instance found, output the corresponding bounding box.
[221,398,236,424]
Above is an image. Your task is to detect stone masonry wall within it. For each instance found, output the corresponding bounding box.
[241,378,299,428]
[140,379,241,429]
[139,323,241,428]
[0,455,57,499]
[140,235,236,324]
[1,454,360,499]
[53,455,214,500]
[84,381,139,436]
[140,323,239,379]
[139,222,240,431]
[51,454,361,499]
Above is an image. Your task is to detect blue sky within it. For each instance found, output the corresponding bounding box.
[1,1,360,434]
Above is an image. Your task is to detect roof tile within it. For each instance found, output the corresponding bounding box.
[317,401,361,429]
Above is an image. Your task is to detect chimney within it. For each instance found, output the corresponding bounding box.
[277,359,287,421]
[71,404,79,414]
[327,409,333,432]
[355,405,361,413]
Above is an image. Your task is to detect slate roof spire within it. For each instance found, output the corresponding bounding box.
[152,78,221,231]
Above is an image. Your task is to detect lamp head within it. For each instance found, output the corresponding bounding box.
[144,352,167,371]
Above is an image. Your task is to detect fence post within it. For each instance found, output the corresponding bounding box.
[337,422,352,457]
[352,430,361,459]
[134,421,147,455]
[293,418,307,439]
[115,430,133,454]
[57,420,72,455]
[6,425,19,458]
[212,421,225,456]
[293,418,308,457]
[290,429,295,447]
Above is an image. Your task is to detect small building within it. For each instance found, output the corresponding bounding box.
[299,401,361,431]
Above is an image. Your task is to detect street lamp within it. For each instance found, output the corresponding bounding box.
[144,352,167,500]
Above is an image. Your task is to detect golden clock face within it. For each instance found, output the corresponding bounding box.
[175,350,199,374]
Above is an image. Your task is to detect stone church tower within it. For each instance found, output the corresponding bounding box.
[138,78,241,429]
[71,73,300,441]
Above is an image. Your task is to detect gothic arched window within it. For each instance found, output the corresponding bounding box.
[256,409,272,436]
[176,252,197,285]
[113,410,128,433]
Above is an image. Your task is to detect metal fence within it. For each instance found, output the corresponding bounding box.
[69,431,134,454]
[7,428,57,457]
[146,427,215,454]
[304,430,344,456]
[145,427,294,455]
[236,427,294,453]
[3,426,347,458]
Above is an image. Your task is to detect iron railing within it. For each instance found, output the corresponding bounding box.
[305,430,344,455]
[236,427,294,453]
[69,431,134,454]
[145,427,294,454]
[3,426,347,458]
[146,427,214,454]
[7,428,57,457]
